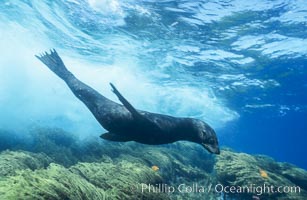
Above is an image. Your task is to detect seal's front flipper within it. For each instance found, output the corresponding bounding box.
[109,83,140,118]
[109,83,162,132]
[35,49,70,80]
[100,132,131,142]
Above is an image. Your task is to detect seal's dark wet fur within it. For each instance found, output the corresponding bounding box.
[36,49,220,154]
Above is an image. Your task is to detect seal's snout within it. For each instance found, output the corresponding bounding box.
[202,143,220,154]
[197,122,220,154]
[216,148,220,154]
[215,147,220,154]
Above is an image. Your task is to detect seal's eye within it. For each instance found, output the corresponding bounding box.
[201,130,206,138]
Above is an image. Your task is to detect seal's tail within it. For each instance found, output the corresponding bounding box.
[35,49,71,80]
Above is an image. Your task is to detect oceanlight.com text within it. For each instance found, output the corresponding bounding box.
[215,183,301,196]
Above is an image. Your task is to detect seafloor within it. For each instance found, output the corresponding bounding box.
[0,128,306,200]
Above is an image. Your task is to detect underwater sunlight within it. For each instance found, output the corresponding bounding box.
[0,0,306,199]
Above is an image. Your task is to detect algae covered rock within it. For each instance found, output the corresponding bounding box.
[71,160,168,200]
[114,142,214,181]
[113,143,217,200]
[0,153,169,200]
[279,163,307,191]
[215,150,307,200]
[3,127,307,200]
[0,163,107,200]
[0,150,52,176]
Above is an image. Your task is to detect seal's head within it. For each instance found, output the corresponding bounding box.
[191,119,220,154]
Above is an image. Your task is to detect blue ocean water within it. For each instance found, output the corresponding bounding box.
[0,0,306,169]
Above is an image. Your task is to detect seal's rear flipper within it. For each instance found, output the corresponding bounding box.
[100,132,131,142]
[35,49,70,80]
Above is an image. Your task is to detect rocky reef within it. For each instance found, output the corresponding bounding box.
[0,128,306,200]
[215,149,307,200]
[0,152,167,200]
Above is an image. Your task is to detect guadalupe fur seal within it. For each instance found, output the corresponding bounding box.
[36,49,220,154]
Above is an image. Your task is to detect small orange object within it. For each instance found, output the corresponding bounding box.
[151,165,159,171]
[259,169,268,178]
